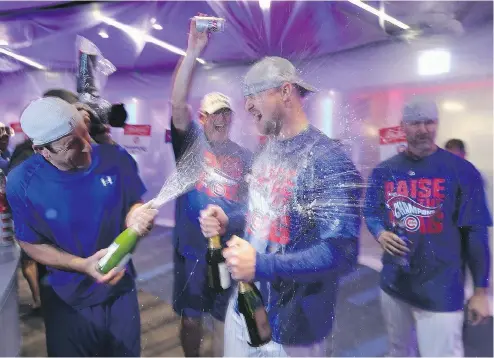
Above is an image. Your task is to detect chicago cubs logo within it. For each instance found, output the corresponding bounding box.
[386,195,441,232]
[212,182,226,196]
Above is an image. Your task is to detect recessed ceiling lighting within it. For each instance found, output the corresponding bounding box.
[152,23,163,30]
[442,101,465,112]
[347,0,410,30]
[98,30,109,39]
[259,0,271,11]
[93,10,206,65]
[0,47,46,70]
[418,49,451,76]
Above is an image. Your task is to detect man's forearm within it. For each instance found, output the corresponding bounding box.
[171,49,201,105]
[170,49,202,131]
[19,242,85,273]
[464,226,491,288]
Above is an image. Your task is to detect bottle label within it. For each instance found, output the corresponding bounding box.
[115,253,131,271]
[254,307,272,341]
[98,242,120,269]
[218,262,231,289]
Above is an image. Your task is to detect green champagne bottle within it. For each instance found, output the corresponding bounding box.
[237,281,272,347]
[97,227,139,274]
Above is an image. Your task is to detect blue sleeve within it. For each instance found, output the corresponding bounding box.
[118,148,147,209]
[6,171,50,245]
[363,167,387,239]
[457,164,492,288]
[255,142,363,282]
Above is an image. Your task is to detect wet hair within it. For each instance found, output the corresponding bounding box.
[42,89,79,104]
[445,139,466,153]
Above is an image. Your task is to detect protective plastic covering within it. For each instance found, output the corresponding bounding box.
[76,35,115,135]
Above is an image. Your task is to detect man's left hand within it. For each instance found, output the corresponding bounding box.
[126,201,159,237]
[467,290,491,325]
[223,235,256,282]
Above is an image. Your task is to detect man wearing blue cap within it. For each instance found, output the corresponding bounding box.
[364,99,492,356]
[6,96,157,356]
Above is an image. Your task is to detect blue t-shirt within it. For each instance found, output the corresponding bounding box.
[7,144,146,309]
[245,125,363,345]
[171,120,252,261]
[364,148,492,311]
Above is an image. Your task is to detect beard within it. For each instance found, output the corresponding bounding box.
[260,107,283,136]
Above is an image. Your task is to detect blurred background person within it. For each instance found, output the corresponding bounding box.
[0,123,14,172]
[445,138,467,159]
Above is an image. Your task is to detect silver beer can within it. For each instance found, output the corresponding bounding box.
[194,16,225,33]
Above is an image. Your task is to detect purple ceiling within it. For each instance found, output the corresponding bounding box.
[0,1,491,73]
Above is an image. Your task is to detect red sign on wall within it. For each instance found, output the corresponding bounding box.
[379,126,407,160]
[121,124,152,154]
[10,122,22,133]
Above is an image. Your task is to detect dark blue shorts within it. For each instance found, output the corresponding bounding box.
[172,250,233,322]
[42,285,140,357]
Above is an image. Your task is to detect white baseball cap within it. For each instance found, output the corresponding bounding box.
[243,56,317,97]
[199,92,232,114]
[20,97,83,146]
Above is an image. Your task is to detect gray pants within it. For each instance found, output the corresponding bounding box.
[223,290,330,357]
[381,290,464,357]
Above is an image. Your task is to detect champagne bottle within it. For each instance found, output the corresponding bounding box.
[237,282,272,347]
[97,227,139,274]
[206,235,231,292]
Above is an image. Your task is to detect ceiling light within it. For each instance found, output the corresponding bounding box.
[152,24,163,30]
[418,49,451,76]
[94,10,206,65]
[98,30,109,39]
[150,18,156,24]
[0,47,46,70]
[347,0,410,30]
[259,0,271,11]
[0,40,8,46]
[442,101,465,112]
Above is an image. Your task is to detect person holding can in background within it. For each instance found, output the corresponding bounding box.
[364,99,492,356]
[6,97,157,356]
[0,123,13,172]
[169,13,251,357]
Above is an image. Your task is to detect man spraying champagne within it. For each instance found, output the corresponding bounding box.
[7,97,157,356]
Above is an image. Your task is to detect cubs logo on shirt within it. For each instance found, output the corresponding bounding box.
[384,178,445,234]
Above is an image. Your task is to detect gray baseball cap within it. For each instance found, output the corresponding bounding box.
[243,56,317,97]
[402,99,439,122]
[20,97,83,146]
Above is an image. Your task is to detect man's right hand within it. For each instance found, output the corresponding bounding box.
[187,13,210,55]
[199,204,229,238]
[82,249,126,285]
[377,230,409,256]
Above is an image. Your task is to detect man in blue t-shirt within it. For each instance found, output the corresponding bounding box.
[364,99,492,356]
[200,56,363,356]
[169,16,252,357]
[7,97,157,356]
